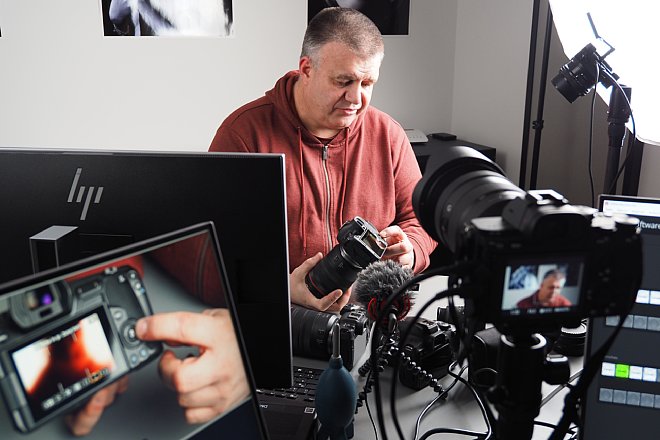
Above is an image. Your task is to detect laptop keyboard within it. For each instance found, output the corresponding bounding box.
[256,366,324,406]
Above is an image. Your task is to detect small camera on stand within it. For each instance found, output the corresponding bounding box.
[0,265,162,433]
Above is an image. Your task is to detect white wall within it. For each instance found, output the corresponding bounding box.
[5,1,652,201]
[451,0,534,180]
[0,1,456,152]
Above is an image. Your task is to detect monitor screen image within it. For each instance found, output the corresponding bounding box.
[0,223,268,439]
[0,148,292,389]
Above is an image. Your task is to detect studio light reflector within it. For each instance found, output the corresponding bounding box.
[549,0,660,146]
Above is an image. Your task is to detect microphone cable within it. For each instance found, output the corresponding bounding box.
[412,362,467,440]
[370,261,472,440]
[417,366,492,439]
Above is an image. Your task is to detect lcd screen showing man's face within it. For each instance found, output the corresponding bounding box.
[536,274,565,304]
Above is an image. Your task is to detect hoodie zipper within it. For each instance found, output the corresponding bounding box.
[322,144,333,251]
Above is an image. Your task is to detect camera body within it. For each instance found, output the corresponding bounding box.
[0,265,162,432]
[398,317,456,390]
[306,217,387,299]
[291,304,370,370]
[458,191,642,332]
[413,146,643,333]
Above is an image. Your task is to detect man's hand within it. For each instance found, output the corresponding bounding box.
[135,309,250,424]
[380,225,415,270]
[65,377,129,436]
[289,253,351,312]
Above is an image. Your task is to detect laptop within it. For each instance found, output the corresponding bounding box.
[580,195,660,439]
[0,222,269,440]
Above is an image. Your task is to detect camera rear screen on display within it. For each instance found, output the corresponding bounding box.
[0,223,268,440]
[500,255,584,319]
[10,309,118,423]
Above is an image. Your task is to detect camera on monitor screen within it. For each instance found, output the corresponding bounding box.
[413,146,643,333]
[291,304,369,370]
[0,265,162,433]
[305,216,388,299]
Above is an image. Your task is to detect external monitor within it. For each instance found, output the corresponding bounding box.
[0,222,269,439]
[0,148,291,389]
[580,195,660,439]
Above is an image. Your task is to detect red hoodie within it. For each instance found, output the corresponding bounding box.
[209,71,437,273]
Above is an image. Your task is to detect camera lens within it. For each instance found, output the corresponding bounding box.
[551,43,600,104]
[413,146,524,253]
[305,244,362,298]
[290,306,337,359]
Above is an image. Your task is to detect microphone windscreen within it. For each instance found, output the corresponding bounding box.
[353,260,414,322]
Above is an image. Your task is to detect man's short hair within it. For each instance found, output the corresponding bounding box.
[301,7,384,63]
[543,269,566,281]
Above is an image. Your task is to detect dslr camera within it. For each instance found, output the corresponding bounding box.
[413,146,643,333]
[291,304,369,370]
[0,265,162,432]
[305,217,388,298]
[397,317,456,390]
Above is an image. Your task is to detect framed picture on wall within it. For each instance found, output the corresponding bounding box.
[308,0,410,35]
[100,0,233,37]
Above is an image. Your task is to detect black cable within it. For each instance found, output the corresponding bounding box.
[417,369,493,440]
[389,287,461,440]
[418,428,487,440]
[534,419,576,435]
[540,369,582,408]
[370,263,469,440]
[587,63,600,208]
[363,368,380,440]
[413,363,467,440]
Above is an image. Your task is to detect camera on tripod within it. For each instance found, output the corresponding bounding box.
[291,304,369,370]
[413,146,643,333]
[0,265,161,432]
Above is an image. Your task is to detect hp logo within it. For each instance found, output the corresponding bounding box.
[67,168,104,221]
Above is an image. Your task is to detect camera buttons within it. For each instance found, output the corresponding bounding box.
[129,353,140,367]
[122,320,140,346]
[112,308,127,322]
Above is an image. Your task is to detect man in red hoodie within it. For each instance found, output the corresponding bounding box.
[210,7,436,312]
[66,7,437,435]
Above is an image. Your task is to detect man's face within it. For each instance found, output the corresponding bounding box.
[297,41,382,138]
[537,276,563,303]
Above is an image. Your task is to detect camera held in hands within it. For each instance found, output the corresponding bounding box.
[413,146,643,333]
[305,217,388,299]
[0,265,162,433]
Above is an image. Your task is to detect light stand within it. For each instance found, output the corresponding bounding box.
[603,84,632,194]
[551,36,636,198]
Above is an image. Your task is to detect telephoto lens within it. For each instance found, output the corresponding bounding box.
[305,217,387,298]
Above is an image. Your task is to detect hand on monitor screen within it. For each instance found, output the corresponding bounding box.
[289,253,351,313]
[64,308,250,434]
[64,376,129,436]
[136,308,250,424]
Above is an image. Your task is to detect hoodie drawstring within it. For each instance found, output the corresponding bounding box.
[298,127,307,256]
[339,127,349,225]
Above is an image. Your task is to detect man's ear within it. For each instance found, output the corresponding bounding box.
[299,56,313,78]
